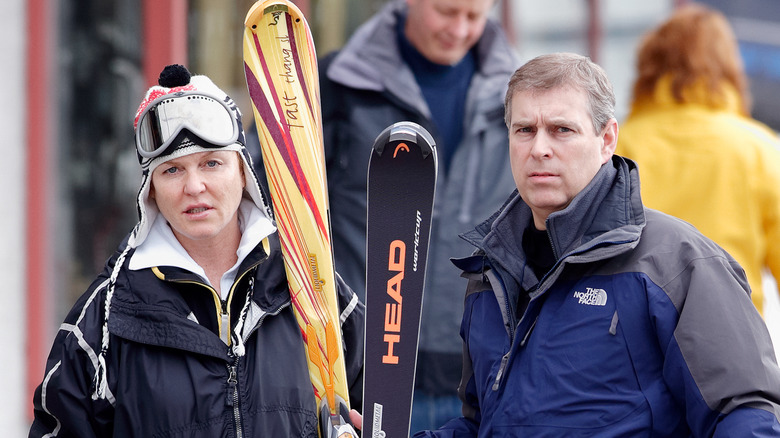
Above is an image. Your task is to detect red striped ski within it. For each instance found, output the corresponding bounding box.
[243,1,355,436]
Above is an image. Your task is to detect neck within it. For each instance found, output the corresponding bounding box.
[532,213,547,231]
[175,224,241,295]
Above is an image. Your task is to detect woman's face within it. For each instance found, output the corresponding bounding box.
[150,150,245,248]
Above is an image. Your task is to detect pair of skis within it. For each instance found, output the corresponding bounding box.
[242,1,437,437]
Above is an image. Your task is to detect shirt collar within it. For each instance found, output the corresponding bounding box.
[128,198,276,299]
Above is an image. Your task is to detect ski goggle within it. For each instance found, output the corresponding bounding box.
[135,91,240,159]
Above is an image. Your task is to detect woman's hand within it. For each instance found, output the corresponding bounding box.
[349,409,362,430]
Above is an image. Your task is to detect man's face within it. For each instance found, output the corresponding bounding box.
[508,86,617,229]
[405,0,493,66]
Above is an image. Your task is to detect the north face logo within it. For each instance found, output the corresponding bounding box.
[572,287,608,306]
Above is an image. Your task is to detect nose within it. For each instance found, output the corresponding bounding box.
[183,170,206,195]
[529,133,553,159]
[449,14,469,40]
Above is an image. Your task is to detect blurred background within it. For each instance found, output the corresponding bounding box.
[3,0,779,433]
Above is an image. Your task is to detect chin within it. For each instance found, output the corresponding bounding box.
[442,53,466,66]
[527,197,567,213]
[175,227,220,242]
[428,48,465,66]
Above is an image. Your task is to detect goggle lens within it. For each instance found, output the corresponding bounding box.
[136,93,238,158]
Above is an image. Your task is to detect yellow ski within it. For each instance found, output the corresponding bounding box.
[243,1,355,436]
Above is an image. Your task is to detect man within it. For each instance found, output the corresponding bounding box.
[415,53,780,436]
[319,0,518,429]
[320,0,517,430]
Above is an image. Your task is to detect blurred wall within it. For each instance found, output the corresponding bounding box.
[0,0,31,434]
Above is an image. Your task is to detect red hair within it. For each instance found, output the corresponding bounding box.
[632,3,751,114]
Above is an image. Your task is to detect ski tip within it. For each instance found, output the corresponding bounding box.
[244,0,304,28]
[372,121,436,159]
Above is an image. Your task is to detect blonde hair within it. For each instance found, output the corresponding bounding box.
[631,3,751,115]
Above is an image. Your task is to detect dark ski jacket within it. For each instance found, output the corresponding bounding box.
[30,234,364,438]
[320,0,518,395]
[416,156,780,437]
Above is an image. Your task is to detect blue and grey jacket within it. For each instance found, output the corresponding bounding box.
[320,0,518,395]
[29,234,364,438]
[417,156,780,436]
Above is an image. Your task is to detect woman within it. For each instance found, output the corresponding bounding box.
[616,3,780,315]
[29,65,364,437]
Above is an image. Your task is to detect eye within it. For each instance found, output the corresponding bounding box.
[162,166,178,175]
[435,5,457,18]
[205,160,220,168]
[467,11,483,22]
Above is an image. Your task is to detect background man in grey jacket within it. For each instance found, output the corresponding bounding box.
[319,0,518,431]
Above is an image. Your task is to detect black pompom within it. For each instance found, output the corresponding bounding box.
[157,64,191,88]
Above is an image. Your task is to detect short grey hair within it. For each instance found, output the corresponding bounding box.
[504,53,616,134]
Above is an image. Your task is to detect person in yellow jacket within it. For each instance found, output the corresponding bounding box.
[616,3,780,315]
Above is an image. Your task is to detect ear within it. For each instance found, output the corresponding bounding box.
[599,118,618,164]
[237,152,246,189]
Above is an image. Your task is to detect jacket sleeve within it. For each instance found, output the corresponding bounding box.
[29,283,115,437]
[335,272,365,412]
[654,250,780,437]
[28,241,130,438]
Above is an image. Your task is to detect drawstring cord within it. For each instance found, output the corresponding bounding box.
[92,244,131,401]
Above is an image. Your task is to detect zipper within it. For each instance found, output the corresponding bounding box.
[160,261,264,347]
[227,357,243,438]
[489,262,544,393]
[519,316,538,347]
[220,299,230,344]
[492,352,510,391]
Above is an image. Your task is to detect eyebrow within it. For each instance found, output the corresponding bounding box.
[510,117,535,126]
[511,116,575,126]
[547,116,577,126]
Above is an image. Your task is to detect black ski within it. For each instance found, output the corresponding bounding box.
[363,121,438,438]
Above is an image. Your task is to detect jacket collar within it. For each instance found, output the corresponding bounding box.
[108,234,288,358]
[629,75,747,117]
[458,156,646,287]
